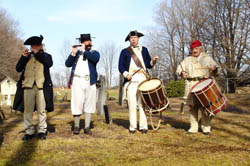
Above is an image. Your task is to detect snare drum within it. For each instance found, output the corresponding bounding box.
[191,78,228,115]
[138,78,169,113]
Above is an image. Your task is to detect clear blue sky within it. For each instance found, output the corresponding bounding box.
[0,0,160,72]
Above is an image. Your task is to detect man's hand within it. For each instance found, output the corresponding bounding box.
[81,44,85,52]
[209,66,217,72]
[181,71,188,78]
[126,74,132,81]
[152,56,159,65]
[22,48,29,57]
[72,46,78,56]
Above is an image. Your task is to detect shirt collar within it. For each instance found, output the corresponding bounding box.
[131,45,142,51]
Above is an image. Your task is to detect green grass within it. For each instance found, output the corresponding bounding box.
[0,94,249,166]
[107,89,119,99]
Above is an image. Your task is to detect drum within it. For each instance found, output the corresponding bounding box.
[191,78,228,115]
[138,78,169,113]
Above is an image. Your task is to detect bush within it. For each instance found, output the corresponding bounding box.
[165,79,185,97]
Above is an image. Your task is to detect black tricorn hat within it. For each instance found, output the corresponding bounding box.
[77,34,92,43]
[125,30,144,42]
[24,35,44,45]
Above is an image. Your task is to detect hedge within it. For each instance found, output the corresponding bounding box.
[165,79,185,97]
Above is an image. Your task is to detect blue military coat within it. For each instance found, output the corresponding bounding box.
[65,50,100,86]
[118,46,152,85]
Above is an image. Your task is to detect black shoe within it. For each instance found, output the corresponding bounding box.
[73,127,80,135]
[141,129,148,134]
[187,131,198,134]
[38,133,46,140]
[22,134,34,141]
[84,128,92,135]
[203,132,211,135]
[129,130,136,134]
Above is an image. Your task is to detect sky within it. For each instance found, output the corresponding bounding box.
[0,0,160,73]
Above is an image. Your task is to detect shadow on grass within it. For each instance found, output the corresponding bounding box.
[5,139,38,166]
[67,119,94,131]
[161,117,190,131]
[0,132,3,147]
[213,125,250,142]
[222,104,250,115]
[215,116,250,131]
[46,105,74,134]
[47,122,56,133]
[0,116,23,148]
[112,118,129,129]
[3,106,67,165]
[214,117,250,142]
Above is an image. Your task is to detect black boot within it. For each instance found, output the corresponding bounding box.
[129,130,136,134]
[38,133,47,140]
[22,134,34,141]
[73,127,80,134]
[141,129,148,134]
[84,128,92,135]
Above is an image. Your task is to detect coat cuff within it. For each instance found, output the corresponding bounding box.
[123,71,129,78]
[150,60,154,67]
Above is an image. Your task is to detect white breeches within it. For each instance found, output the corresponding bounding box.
[71,77,96,115]
[126,73,148,131]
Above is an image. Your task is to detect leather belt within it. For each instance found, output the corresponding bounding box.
[132,70,145,74]
[74,75,90,81]
[186,77,204,81]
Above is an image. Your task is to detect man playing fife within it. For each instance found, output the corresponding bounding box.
[176,40,220,135]
[65,34,100,135]
[118,30,158,134]
[15,35,53,140]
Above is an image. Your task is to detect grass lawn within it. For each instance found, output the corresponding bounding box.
[0,91,249,166]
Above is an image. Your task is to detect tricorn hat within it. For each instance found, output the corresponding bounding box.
[77,34,92,43]
[24,35,44,45]
[125,30,144,42]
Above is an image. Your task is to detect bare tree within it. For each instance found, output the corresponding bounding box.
[146,0,250,92]
[51,40,72,88]
[0,8,23,80]
[51,72,66,88]
[146,0,210,81]
[206,0,250,92]
[60,40,72,87]
[98,42,118,88]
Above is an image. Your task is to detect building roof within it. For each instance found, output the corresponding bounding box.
[0,72,19,83]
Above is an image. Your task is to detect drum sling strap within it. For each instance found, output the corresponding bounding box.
[127,46,144,69]
[125,47,146,99]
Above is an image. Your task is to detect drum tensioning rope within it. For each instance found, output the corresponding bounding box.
[149,111,162,130]
[146,102,169,130]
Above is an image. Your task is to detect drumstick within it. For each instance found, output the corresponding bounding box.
[124,68,142,100]
[196,67,210,69]
[125,68,148,99]
[131,68,143,77]
[179,63,185,72]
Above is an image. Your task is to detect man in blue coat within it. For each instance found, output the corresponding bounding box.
[118,30,158,134]
[65,34,100,135]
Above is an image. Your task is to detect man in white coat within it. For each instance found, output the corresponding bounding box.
[65,34,100,135]
[118,30,158,134]
[176,40,220,135]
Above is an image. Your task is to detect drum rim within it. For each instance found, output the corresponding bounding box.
[138,78,162,92]
[191,78,213,93]
[210,98,228,115]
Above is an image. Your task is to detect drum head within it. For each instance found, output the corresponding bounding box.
[191,79,213,92]
[138,79,161,91]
